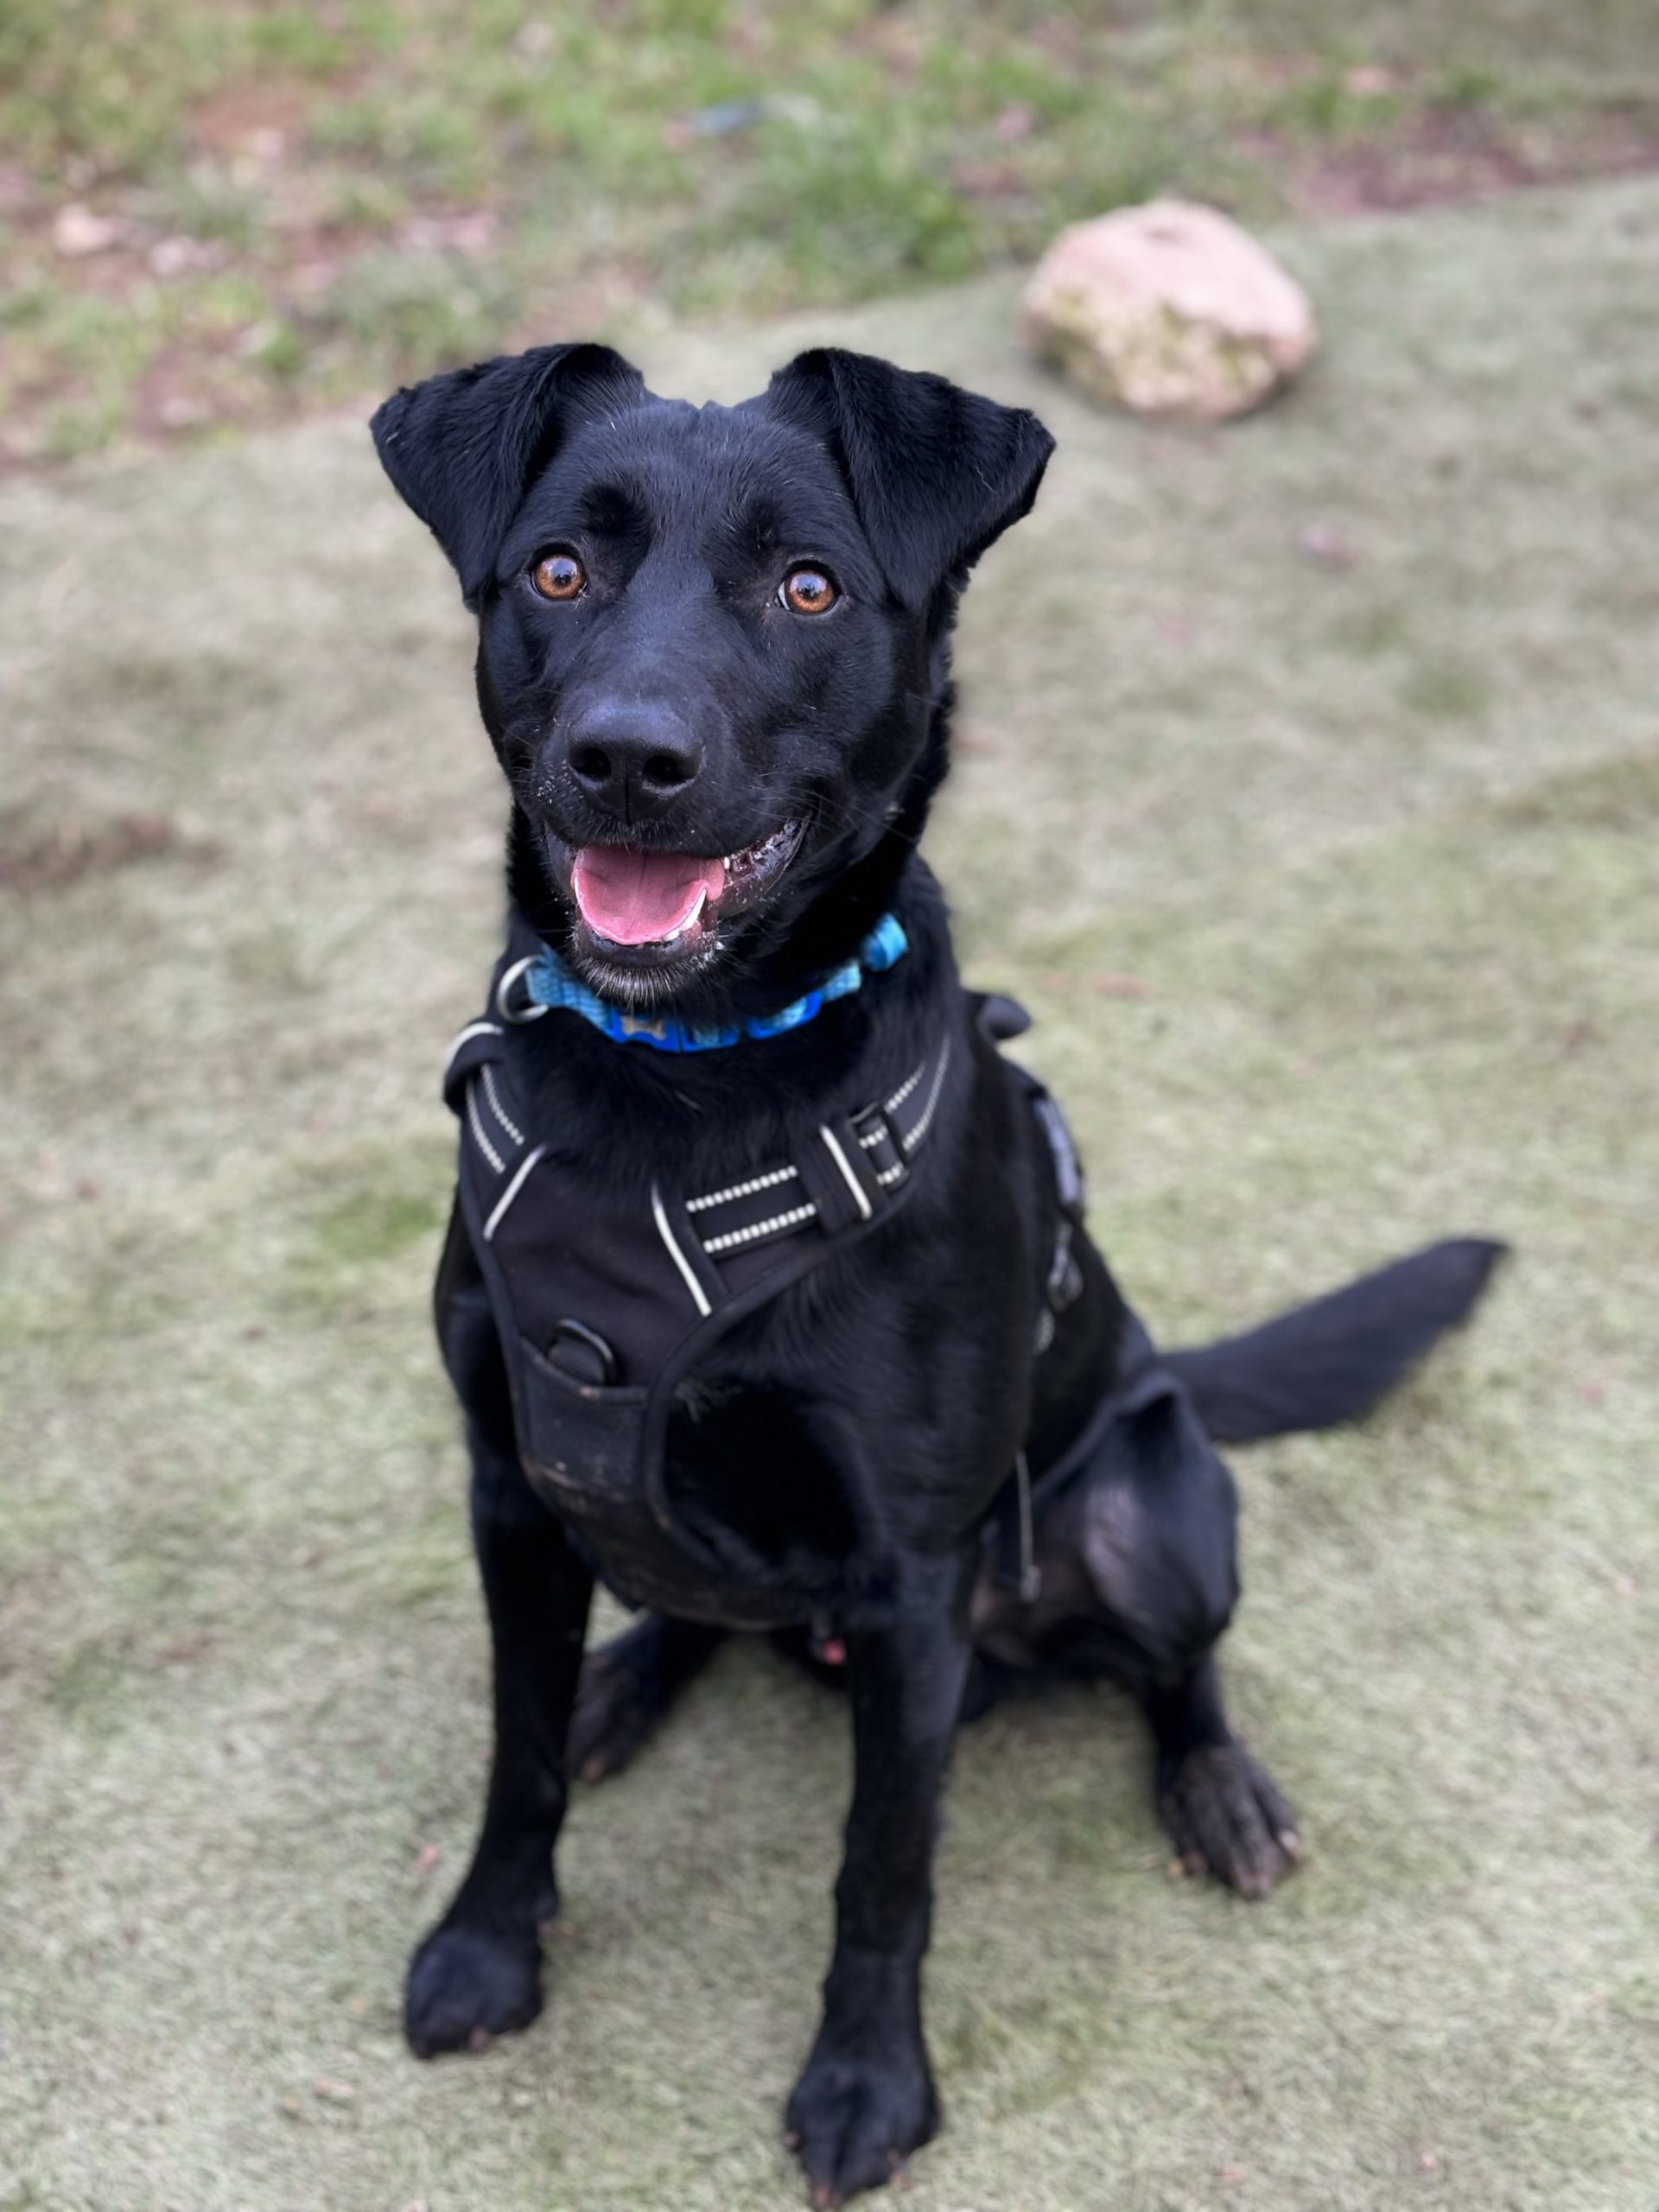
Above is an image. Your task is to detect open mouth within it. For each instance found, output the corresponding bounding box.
[561,821,804,963]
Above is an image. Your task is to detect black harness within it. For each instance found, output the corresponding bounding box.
[444,950,1088,1629]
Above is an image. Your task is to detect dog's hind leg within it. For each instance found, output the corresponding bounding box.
[1013,1369,1300,1897]
[1106,1238,1507,1888]
[1142,1652,1300,1899]
[568,1612,727,1783]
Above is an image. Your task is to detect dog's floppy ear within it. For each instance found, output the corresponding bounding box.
[764,347,1054,610]
[370,342,645,606]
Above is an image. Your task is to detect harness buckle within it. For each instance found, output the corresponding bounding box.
[848,1101,907,1198]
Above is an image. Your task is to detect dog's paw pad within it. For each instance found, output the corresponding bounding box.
[785,2046,937,2204]
[1159,1741,1300,1900]
[404,1921,544,2056]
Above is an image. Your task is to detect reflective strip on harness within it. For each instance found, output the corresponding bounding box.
[650,1182,715,1319]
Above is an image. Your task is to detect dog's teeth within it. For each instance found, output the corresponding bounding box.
[654,887,708,945]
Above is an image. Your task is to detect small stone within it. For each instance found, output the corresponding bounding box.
[1296,521,1356,569]
[149,235,214,278]
[53,203,120,257]
[1023,200,1318,422]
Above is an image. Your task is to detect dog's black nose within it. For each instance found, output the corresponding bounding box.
[564,701,702,818]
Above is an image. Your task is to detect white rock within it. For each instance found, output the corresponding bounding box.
[1022,200,1318,422]
[52,202,120,258]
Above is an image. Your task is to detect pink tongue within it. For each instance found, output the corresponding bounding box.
[571,844,725,945]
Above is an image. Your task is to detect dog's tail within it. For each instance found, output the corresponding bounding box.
[1164,1237,1507,1445]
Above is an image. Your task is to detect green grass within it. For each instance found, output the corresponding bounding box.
[4,0,1659,460]
[3,176,1658,2209]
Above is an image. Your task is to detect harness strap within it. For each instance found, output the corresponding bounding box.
[983,1041,1097,1599]
[444,1000,950,1266]
[996,1450,1039,1602]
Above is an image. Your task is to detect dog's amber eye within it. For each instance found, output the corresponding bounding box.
[531,551,586,601]
[780,566,838,615]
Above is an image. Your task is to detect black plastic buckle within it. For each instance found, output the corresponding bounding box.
[849,1103,906,1195]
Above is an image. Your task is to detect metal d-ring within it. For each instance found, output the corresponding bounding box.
[495,955,550,1024]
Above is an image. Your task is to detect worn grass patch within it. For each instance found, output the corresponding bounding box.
[2,180,1657,2210]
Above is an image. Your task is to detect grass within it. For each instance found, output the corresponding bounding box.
[5,0,1659,461]
[3,175,1659,2209]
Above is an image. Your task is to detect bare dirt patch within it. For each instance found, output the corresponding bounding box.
[1285,99,1659,216]
[0,807,219,894]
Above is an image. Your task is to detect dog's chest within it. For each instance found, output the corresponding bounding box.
[443,1001,957,1624]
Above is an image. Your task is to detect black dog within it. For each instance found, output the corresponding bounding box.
[370,343,1502,2205]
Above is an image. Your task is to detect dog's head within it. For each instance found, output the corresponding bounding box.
[372,343,1052,1009]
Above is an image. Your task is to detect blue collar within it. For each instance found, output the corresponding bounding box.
[520,912,909,1053]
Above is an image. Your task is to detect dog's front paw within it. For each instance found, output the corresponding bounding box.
[404,1915,546,2056]
[1160,1740,1302,1900]
[785,2038,938,2207]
